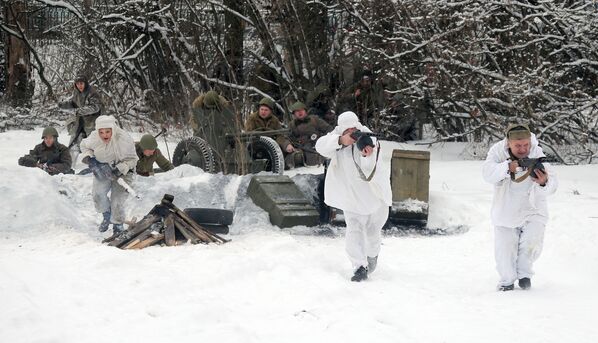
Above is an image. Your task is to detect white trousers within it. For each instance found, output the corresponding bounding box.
[494,221,545,286]
[344,206,389,271]
[92,174,133,224]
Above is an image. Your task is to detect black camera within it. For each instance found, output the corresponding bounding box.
[518,157,545,178]
[349,130,376,151]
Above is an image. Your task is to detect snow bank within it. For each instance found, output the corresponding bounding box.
[1,129,597,343]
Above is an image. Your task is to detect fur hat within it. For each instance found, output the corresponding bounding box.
[506,123,531,140]
[337,111,364,133]
[95,115,117,130]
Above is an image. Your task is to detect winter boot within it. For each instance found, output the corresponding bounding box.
[99,211,111,232]
[351,266,368,282]
[518,278,531,290]
[112,223,125,235]
[498,284,514,291]
[367,256,378,274]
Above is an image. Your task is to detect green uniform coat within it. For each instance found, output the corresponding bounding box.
[244,112,291,148]
[135,142,174,176]
[18,142,73,175]
[190,93,240,172]
[60,84,103,144]
[287,115,332,167]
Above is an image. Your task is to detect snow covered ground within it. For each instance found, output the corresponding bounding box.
[1,128,597,343]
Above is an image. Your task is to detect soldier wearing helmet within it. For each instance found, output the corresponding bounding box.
[244,97,292,149]
[135,134,174,176]
[18,127,73,175]
[283,101,332,169]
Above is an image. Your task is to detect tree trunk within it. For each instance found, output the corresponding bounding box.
[224,0,244,98]
[5,1,33,107]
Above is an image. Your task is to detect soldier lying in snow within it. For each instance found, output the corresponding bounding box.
[18,127,74,175]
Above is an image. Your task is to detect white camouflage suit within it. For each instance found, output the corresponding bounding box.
[315,112,392,272]
[80,116,138,225]
[482,134,558,287]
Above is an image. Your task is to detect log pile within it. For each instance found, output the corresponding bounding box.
[103,194,229,249]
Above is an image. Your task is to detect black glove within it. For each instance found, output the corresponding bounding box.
[87,158,113,180]
[82,156,97,166]
[112,165,123,177]
[350,131,375,151]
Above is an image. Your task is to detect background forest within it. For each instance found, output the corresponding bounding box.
[1,0,597,162]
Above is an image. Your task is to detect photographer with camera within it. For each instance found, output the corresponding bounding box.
[482,123,558,291]
[315,111,392,282]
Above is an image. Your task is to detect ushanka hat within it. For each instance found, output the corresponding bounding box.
[505,123,531,140]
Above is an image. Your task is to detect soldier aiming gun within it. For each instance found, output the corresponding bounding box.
[482,123,558,291]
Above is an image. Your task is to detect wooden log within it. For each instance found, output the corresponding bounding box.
[132,233,164,249]
[162,197,229,244]
[173,218,198,244]
[122,230,154,249]
[174,216,212,243]
[108,214,161,247]
[164,215,176,247]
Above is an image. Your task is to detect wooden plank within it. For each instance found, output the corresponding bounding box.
[164,215,176,247]
[133,233,165,249]
[173,218,198,244]
[175,216,212,242]
[122,230,153,249]
[108,214,160,247]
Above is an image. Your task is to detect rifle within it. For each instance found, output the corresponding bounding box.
[517,157,545,179]
[88,158,140,199]
[350,130,382,151]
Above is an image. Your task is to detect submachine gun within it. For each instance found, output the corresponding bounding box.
[517,157,546,179]
[349,130,382,151]
[511,157,546,182]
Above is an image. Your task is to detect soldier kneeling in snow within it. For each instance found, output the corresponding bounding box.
[18,127,74,175]
[80,116,138,234]
[482,124,558,291]
[315,111,392,282]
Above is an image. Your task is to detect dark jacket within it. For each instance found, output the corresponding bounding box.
[244,112,291,148]
[135,142,174,176]
[190,93,239,165]
[18,142,73,175]
[288,115,332,165]
[60,84,103,143]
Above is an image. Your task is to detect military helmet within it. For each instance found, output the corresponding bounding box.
[42,127,59,138]
[289,101,306,113]
[139,134,158,150]
[258,97,274,110]
[203,90,220,108]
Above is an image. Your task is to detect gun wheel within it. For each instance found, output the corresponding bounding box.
[172,137,216,173]
[247,136,285,175]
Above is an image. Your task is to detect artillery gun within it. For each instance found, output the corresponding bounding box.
[172,128,287,175]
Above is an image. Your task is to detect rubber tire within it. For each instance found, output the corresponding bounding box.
[172,137,216,173]
[247,136,285,175]
[197,224,229,235]
[183,208,234,225]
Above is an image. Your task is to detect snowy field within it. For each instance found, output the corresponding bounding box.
[1,128,597,343]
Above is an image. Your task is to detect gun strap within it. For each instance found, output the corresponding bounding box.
[351,142,380,182]
[508,149,531,183]
[510,169,531,183]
